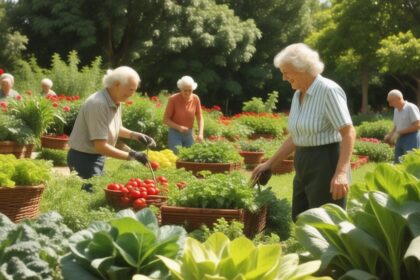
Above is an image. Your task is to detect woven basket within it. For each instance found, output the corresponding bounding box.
[0,184,45,223]
[161,205,267,238]
[0,141,34,159]
[41,135,69,150]
[104,188,167,209]
[176,160,241,176]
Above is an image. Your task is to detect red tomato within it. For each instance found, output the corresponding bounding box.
[125,182,136,189]
[107,183,121,191]
[147,187,157,195]
[133,198,147,209]
[121,196,131,205]
[120,187,129,195]
[144,179,154,185]
[140,191,148,199]
[134,178,143,185]
[130,189,142,199]
[150,161,160,170]
[128,180,138,188]
[155,188,160,194]
[145,183,155,189]
[139,187,147,193]
[157,176,168,183]
[160,182,169,188]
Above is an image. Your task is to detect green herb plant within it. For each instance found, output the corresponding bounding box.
[354,140,393,162]
[177,141,242,163]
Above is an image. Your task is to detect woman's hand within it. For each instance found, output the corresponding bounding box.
[178,125,189,133]
[196,133,204,142]
[330,170,349,200]
[251,160,272,183]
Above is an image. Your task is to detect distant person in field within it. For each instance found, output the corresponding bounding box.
[163,75,204,154]
[384,89,420,163]
[0,73,20,100]
[252,43,355,222]
[67,66,156,191]
[41,78,57,96]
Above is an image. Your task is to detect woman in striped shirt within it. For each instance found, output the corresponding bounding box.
[252,43,356,222]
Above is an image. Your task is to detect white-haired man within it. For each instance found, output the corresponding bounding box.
[384,89,420,163]
[67,66,156,191]
[0,73,20,100]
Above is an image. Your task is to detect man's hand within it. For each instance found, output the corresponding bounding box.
[131,132,156,147]
[128,150,149,165]
[390,131,400,144]
[330,171,349,200]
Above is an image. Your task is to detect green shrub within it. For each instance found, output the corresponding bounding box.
[354,140,393,162]
[36,149,68,166]
[242,91,279,113]
[234,113,287,137]
[178,141,242,163]
[221,122,252,140]
[0,113,35,144]
[351,111,393,126]
[356,119,393,140]
[239,139,266,152]
[203,112,224,138]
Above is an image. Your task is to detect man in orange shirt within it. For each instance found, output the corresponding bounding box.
[163,75,204,153]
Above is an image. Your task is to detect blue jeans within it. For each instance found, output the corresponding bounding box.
[168,128,194,154]
[394,131,420,163]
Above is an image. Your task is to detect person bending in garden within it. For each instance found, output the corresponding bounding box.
[0,73,20,100]
[384,89,420,163]
[67,66,156,191]
[163,75,204,154]
[252,43,355,222]
[41,78,57,96]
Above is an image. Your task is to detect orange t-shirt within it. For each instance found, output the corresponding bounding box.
[164,93,202,129]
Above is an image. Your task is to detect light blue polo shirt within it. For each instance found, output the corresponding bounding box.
[288,75,352,147]
[69,89,122,154]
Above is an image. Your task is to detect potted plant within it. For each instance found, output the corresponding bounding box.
[161,172,269,238]
[0,112,36,158]
[238,139,265,169]
[176,141,242,175]
[0,154,52,222]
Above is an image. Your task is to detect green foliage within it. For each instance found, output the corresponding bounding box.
[354,140,393,162]
[158,232,329,280]
[0,212,73,280]
[168,172,268,212]
[351,111,392,126]
[178,141,242,163]
[49,51,103,97]
[239,139,265,152]
[202,112,224,138]
[61,208,187,280]
[36,149,67,167]
[356,120,393,140]
[0,113,35,144]
[234,113,287,137]
[8,96,59,138]
[0,155,51,187]
[220,122,252,141]
[242,91,279,113]
[122,95,167,150]
[190,217,245,242]
[296,159,420,279]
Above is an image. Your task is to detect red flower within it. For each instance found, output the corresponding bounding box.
[15,95,22,100]
[63,106,70,112]
[0,101,7,108]
[156,102,161,108]
[0,68,4,75]
[74,95,80,100]
[212,105,221,111]
[150,96,158,102]
[53,102,59,108]
[26,90,32,95]
[125,100,133,105]
[66,96,72,101]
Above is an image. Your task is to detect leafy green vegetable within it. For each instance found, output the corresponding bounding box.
[61,208,187,280]
[178,141,242,163]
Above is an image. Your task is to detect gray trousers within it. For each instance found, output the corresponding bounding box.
[292,142,346,222]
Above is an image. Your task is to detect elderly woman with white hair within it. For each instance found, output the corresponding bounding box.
[0,73,20,100]
[385,89,420,163]
[163,75,204,153]
[252,43,355,222]
[41,78,57,96]
[67,66,156,191]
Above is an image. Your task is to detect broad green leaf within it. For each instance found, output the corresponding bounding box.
[114,233,142,267]
[278,254,299,280]
[158,255,183,279]
[107,265,134,280]
[70,239,93,263]
[218,257,237,279]
[339,269,379,280]
[195,260,218,276]
[295,224,330,257]
[408,212,420,236]
[228,236,255,266]
[204,232,230,262]
[403,236,420,278]
[90,256,115,279]
[132,275,154,280]
[60,254,100,280]
[157,225,187,253]
[110,217,151,236]
[182,251,202,279]
[69,229,95,246]
[87,232,115,260]
[288,260,324,279]
[135,208,159,233]
[244,244,282,280]
[202,275,227,280]
[187,237,208,263]
[319,246,351,274]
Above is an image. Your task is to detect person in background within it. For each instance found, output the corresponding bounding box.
[384,89,420,163]
[0,73,20,100]
[41,78,57,96]
[67,66,156,191]
[252,43,355,222]
[163,75,204,153]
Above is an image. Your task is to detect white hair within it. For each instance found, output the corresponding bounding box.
[0,73,14,86]
[387,89,403,99]
[273,43,324,76]
[41,78,53,88]
[177,75,197,90]
[102,66,140,88]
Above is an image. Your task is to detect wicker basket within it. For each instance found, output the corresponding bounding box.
[0,141,34,159]
[161,205,267,238]
[0,184,45,223]
[176,160,241,176]
[104,188,167,209]
[40,135,69,150]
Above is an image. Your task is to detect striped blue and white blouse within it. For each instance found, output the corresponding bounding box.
[287,75,352,147]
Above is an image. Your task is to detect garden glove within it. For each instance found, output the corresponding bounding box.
[131,132,156,147]
[257,169,272,186]
[128,150,149,165]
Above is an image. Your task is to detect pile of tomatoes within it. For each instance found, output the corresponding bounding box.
[106,176,169,210]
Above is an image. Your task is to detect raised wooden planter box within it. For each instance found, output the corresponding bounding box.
[0,184,45,223]
[161,205,267,238]
[41,135,69,150]
[176,160,241,176]
[0,141,34,159]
